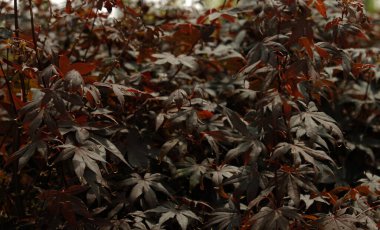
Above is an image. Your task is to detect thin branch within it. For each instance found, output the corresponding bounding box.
[101,60,119,83]
[28,0,41,68]
[101,18,141,82]
[68,1,94,58]
[169,38,200,80]
[19,75,27,102]
[14,0,19,38]
[221,0,227,10]
[0,123,15,158]
[0,62,17,116]
[83,9,99,60]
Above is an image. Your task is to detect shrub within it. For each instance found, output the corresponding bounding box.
[0,0,379,229]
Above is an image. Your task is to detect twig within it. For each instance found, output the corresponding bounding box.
[13,0,27,102]
[221,0,227,10]
[101,59,119,83]
[0,123,14,158]
[100,18,141,82]
[6,1,23,211]
[169,38,200,80]
[14,0,19,38]
[83,9,99,60]
[28,0,41,68]
[68,1,94,58]
[0,63,17,116]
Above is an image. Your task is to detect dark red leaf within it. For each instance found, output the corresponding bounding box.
[70,62,96,75]
[59,55,71,75]
[315,0,327,18]
[197,110,214,120]
[298,37,314,59]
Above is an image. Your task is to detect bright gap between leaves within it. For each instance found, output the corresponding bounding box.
[50,0,202,17]
[5,0,202,19]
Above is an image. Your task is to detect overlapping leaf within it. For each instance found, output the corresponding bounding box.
[146,202,200,230]
[121,173,171,207]
[250,206,301,230]
[290,102,343,147]
[55,140,106,183]
[272,141,335,168]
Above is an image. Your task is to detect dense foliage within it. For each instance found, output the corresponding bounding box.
[1,0,380,229]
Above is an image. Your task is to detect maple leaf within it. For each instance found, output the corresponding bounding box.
[55,140,107,183]
[175,157,209,189]
[250,206,301,230]
[59,55,96,75]
[153,53,197,69]
[90,134,131,167]
[300,194,329,210]
[205,201,241,229]
[272,141,335,168]
[146,202,201,230]
[358,172,380,193]
[290,102,343,148]
[275,165,319,207]
[315,208,358,230]
[8,140,47,170]
[39,185,90,228]
[207,164,239,186]
[94,82,149,106]
[313,0,327,18]
[225,139,265,163]
[121,173,172,207]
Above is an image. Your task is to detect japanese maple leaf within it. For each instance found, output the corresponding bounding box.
[205,201,241,229]
[121,173,172,207]
[55,140,107,183]
[290,102,343,148]
[146,202,201,230]
[152,53,198,69]
[250,206,301,230]
[315,208,358,230]
[59,54,96,75]
[175,157,209,189]
[272,141,335,168]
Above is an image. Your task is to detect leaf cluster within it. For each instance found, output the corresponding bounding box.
[0,0,380,229]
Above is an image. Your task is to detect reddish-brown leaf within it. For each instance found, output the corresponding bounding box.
[354,185,371,196]
[59,55,71,75]
[325,18,341,31]
[282,100,292,119]
[315,46,329,59]
[65,0,72,14]
[125,6,139,17]
[64,185,89,195]
[303,214,318,221]
[298,37,314,59]
[70,62,96,75]
[197,110,214,120]
[220,14,236,23]
[315,0,327,18]
[197,9,217,24]
[62,203,77,226]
